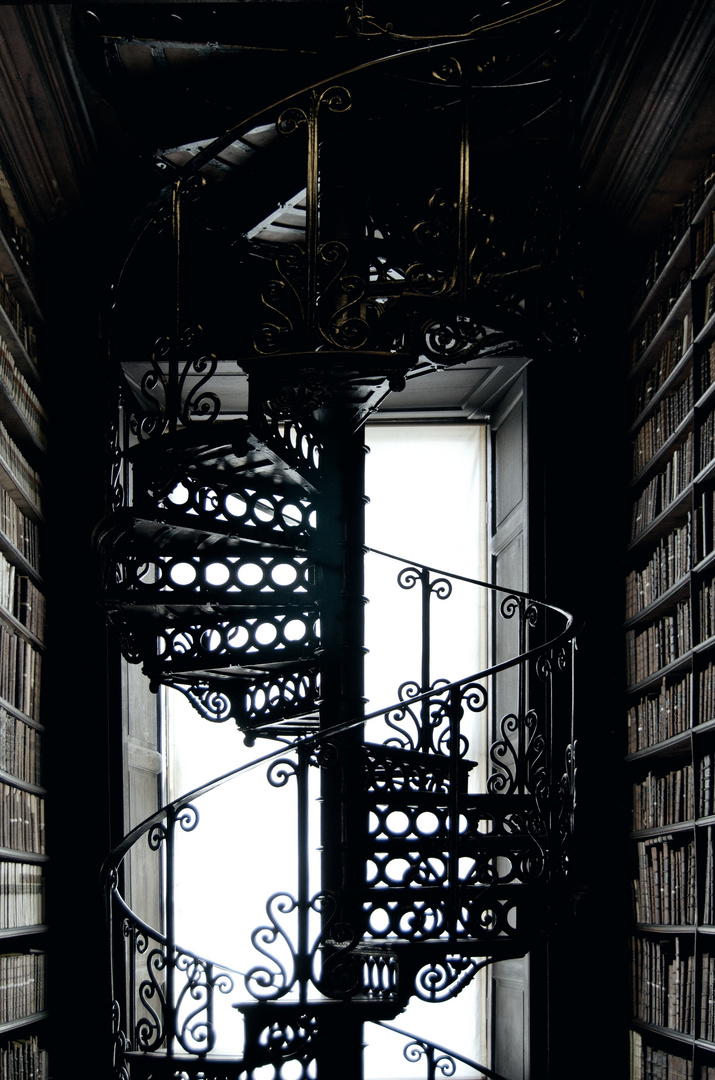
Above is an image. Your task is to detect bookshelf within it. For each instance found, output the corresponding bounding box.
[0,190,48,1080]
[627,150,715,1080]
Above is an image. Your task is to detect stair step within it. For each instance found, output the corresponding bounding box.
[118,606,319,679]
[165,663,320,733]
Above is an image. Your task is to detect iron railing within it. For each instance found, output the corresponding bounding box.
[104,550,578,1078]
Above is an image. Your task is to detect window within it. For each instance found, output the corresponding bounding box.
[161,420,490,1074]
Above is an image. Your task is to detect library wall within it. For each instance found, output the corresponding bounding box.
[626,150,715,1080]
[0,187,48,1078]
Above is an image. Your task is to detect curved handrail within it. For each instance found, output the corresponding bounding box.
[102,553,576,878]
[109,20,563,304]
[373,1020,512,1080]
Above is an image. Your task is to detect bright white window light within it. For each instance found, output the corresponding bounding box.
[362,422,488,1079]
[164,420,489,1074]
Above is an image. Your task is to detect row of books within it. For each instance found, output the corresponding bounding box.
[703,272,715,331]
[0,337,44,450]
[696,200,715,270]
[631,307,693,373]
[701,756,715,818]
[631,434,694,541]
[633,334,686,420]
[701,341,715,395]
[0,1034,47,1080]
[700,953,715,1042]
[0,279,36,370]
[694,489,715,564]
[632,762,694,831]
[627,676,690,754]
[634,149,715,307]
[625,600,692,686]
[0,551,45,642]
[626,519,692,620]
[0,424,40,514]
[0,623,40,721]
[704,826,715,924]
[0,491,38,576]
[0,195,33,280]
[0,953,45,1026]
[0,710,40,789]
[0,863,43,930]
[633,375,694,475]
[699,578,715,642]
[700,410,715,473]
[700,661,715,729]
[0,785,43,855]
[629,1031,692,1080]
[632,936,695,1034]
[633,837,696,925]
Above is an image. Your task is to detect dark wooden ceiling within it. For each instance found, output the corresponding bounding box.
[0,2,711,252]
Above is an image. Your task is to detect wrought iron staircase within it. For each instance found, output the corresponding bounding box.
[99,409,577,1079]
[85,10,583,1075]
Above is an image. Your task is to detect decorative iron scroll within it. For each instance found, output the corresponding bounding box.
[130,325,221,443]
[413,956,487,1004]
[167,666,320,737]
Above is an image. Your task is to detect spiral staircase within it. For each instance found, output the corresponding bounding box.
[84,5,582,1075]
[97,397,577,1079]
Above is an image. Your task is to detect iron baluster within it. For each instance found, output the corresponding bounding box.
[397,565,453,751]
[458,60,471,306]
[165,804,177,1056]
[168,181,181,437]
[448,684,462,939]
[297,740,310,1004]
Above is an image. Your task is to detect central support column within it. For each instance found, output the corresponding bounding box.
[316,412,367,1078]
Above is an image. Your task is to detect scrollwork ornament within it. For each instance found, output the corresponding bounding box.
[277,105,307,135]
[433,56,463,84]
[462,681,488,715]
[111,999,130,1079]
[316,84,352,116]
[500,594,522,621]
[487,713,518,794]
[148,824,167,851]
[267,758,299,788]
[178,334,220,427]
[175,954,234,1055]
[384,695,419,752]
[136,948,167,1051]
[176,803,199,833]
[259,1013,319,1062]
[404,1040,457,1077]
[405,260,453,297]
[311,739,340,768]
[172,682,232,723]
[536,651,553,682]
[436,719,468,760]
[254,250,303,355]
[397,566,421,591]
[415,956,480,1003]
[430,576,453,600]
[525,603,540,628]
[246,893,297,1000]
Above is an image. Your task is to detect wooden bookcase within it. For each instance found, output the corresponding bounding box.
[627,150,715,1080]
[0,188,48,1079]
